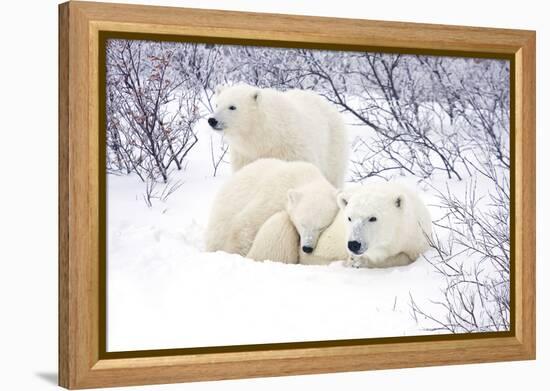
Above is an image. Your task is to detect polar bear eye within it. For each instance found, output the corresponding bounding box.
[229,105,237,110]
[347,217,351,222]
[369,217,377,222]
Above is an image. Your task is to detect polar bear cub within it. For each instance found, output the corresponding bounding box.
[205,158,339,258]
[247,180,340,263]
[207,84,348,187]
[336,182,433,268]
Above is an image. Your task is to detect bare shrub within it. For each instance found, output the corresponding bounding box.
[106,40,200,182]
[143,175,184,208]
[410,162,510,333]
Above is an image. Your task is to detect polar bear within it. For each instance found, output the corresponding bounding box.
[247,180,341,263]
[297,182,432,268]
[205,158,339,257]
[207,84,348,187]
[336,182,433,268]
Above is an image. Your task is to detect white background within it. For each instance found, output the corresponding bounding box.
[0,0,545,389]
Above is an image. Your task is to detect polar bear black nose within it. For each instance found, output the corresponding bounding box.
[347,241,361,253]
[208,117,218,127]
[302,246,313,253]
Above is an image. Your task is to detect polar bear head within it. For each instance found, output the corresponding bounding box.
[207,84,262,142]
[337,184,404,256]
[286,179,339,254]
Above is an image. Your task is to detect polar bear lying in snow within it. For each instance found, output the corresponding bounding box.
[308,182,432,267]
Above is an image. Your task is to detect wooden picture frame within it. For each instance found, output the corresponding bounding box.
[58,1,536,389]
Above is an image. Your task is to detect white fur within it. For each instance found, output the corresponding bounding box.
[205,159,337,257]
[209,84,348,187]
[248,180,339,263]
[286,179,340,253]
[336,182,433,268]
[298,210,348,265]
[300,183,433,268]
[247,211,299,263]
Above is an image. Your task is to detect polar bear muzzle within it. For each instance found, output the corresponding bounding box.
[347,240,365,254]
[299,230,321,253]
[208,117,224,131]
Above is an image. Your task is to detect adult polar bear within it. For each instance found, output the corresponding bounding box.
[207,84,348,187]
[301,183,432,268]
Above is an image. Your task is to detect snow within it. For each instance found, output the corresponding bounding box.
[107,116,492,352]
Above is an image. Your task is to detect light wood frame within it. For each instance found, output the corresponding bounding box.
[59,1,536,389]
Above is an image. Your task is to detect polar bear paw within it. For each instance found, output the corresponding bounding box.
[345,256,367,268]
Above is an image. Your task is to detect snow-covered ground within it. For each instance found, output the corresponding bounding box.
[107,117,493,352]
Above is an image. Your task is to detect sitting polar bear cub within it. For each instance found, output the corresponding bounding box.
[207,84,348,187]
[300,182,432,268]
[253,182,432,268]
[205,158,339,259]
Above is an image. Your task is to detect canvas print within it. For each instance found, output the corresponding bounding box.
[105,38,511,352]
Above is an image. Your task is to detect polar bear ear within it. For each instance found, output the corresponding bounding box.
[336,191,349,209]
[253,90,261,102]
[287,189,302,206]
[395,196,403,208]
